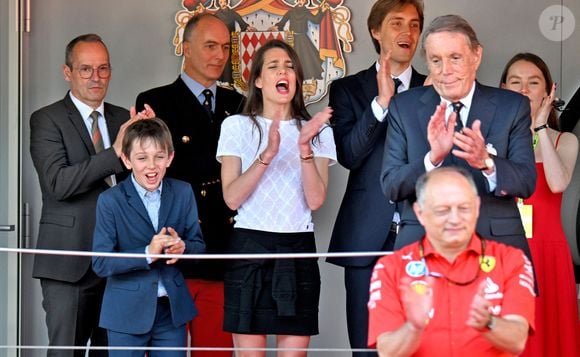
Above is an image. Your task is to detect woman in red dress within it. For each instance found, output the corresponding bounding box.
[500,52,579,356]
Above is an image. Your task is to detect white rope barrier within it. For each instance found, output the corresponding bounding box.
[0,246,390,354]
[0,246,393,259]
[0,346,378,353]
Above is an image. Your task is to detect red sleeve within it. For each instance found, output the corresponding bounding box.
[498,246,536,331]
[367,255,407,347]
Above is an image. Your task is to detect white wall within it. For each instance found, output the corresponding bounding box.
[20,1,580,355]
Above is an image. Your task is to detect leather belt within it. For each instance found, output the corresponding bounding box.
[389,221,399,234]
[157,296,170,304]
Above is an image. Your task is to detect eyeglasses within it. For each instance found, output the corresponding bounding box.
[419,238,486,286]
[74,65,112,79]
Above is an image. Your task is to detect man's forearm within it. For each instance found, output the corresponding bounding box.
[376,322,423,357]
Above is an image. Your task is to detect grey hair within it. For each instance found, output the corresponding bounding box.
[415,167,478,209]
[420,14,481,56]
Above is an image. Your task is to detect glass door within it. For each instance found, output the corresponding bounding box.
[0,0,21,356]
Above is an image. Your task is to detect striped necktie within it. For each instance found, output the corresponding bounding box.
[90,111,113,186]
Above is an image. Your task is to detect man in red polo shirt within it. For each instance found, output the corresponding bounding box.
[368,167,535,356]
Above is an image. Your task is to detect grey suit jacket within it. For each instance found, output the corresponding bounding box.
[381,83,536,257]
[327,65,426,267]
[30,93,129,283]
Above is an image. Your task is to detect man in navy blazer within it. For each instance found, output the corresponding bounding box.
[92,119,205,354]
[326,1,426,354]
[381,15,536,260]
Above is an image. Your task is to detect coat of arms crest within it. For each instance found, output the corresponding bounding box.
[174,0,354,105]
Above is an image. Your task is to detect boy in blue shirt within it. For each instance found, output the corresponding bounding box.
[92,118,205,356]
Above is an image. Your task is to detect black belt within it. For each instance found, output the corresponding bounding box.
[157,296,170,305]
[389,221,399,234]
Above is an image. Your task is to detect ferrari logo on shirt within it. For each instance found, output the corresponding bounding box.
[480,255,496,273]
[410,280,430,296]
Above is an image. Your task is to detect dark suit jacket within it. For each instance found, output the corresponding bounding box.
[136,77,244,280]
[327,65,426,267]
[30,93,128,283]
[381,83,536,256]
[92,177,205,334]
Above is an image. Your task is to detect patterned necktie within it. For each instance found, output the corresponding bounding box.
[452,101,464,132]
[90,111,113,186]
[393,77,403,95]
[202,89,213,119]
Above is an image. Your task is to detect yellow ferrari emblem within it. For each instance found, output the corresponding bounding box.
[480,256,496,273]
[410,281,429,296]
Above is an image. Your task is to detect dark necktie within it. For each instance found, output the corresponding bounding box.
[202,89,213,119]
[90,111,113,186]
[393,77,403,95]
[452,101,464,132]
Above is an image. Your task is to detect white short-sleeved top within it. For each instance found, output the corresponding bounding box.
[217,114,336,233]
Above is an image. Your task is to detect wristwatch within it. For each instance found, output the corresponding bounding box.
[480,156,495,171]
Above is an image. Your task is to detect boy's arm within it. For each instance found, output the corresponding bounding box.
[92,194,150,277]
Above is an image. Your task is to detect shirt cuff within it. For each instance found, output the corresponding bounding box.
[372,97,388,122]
[145,246,152,264]
[424,152,442,171]
[482,169,497,192]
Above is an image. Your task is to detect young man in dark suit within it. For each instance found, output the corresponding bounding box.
[30,34,152,356]
[380,15,535,260]
[135,13,244,357]
[326,1,426,355]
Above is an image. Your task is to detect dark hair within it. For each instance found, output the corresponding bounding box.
[500,52,559,130]
[415,167,478,209]
[421,14,480,56]
[122,118,174,158]
[183,13,223,43]
[242,39,311,148]
[65,34,108,68]
[367,0,424,54]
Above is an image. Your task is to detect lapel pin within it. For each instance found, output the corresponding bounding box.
[182,136,190,144]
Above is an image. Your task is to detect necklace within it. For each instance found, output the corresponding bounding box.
[419,238,486,286]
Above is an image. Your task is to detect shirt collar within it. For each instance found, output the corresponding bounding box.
[180,72,217,101]
[440,81,476,112]
[130,174,163,199]
[374,61,413,93]
[422,233,483,258]
[69,91,104,121]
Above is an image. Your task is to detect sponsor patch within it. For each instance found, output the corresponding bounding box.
[405,261,427,278]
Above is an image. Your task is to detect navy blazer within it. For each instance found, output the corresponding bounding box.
[92,177,205,334]
[381,83,536,257]
[136,77,244,280]
[327,65,426,267]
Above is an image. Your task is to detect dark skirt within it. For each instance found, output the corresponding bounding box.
[223,228,320,335]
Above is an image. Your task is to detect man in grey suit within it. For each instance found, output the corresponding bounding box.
[327,1,426,355]
[30,34,150,356]
[381,15,536,260]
